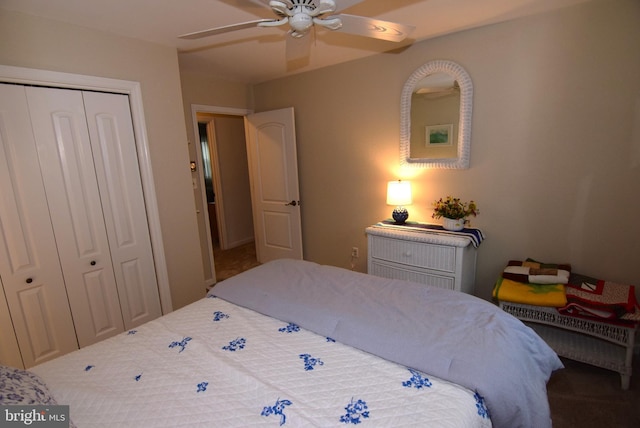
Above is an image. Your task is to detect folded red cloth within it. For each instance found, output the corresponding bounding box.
[558,273,638,320]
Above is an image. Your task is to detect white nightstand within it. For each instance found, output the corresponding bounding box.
[366,222,483,294]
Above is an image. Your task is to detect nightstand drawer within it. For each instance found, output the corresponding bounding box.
[369,261,455,290]
[369,235,456,273]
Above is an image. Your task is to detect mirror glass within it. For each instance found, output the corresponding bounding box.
[400,60,473,169]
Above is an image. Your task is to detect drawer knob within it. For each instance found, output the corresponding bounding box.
[403,251,412,257]
[26,277,33,284]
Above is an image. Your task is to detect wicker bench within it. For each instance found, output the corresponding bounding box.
[499,301,637,389]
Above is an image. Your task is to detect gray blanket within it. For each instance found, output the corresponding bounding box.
[211,259,563,428]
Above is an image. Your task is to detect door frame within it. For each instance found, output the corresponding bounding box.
[0,65,173,314]
[196,114,228,249]
[190,104,253,287]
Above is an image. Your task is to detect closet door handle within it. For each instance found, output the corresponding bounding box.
[90,260,97,266]
[26,278,33,284]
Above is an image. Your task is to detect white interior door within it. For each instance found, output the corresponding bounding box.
[244,107,303,262]
[0,84,79,367]
[26,86,125,347]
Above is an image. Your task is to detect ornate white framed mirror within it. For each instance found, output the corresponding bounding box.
[400,60,473,169]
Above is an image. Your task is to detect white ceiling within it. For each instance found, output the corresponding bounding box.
[1,0,591,84]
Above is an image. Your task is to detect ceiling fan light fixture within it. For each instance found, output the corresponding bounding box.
[289,13,313,32]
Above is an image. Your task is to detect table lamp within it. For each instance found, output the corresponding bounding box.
[386,180,412,224]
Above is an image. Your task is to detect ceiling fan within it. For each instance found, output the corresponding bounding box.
[179,0,415,58]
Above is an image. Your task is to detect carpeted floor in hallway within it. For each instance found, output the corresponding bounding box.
[213,241,260,282]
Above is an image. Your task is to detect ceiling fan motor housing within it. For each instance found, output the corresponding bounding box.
[290,13,313,32]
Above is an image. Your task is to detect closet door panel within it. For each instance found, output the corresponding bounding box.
[0,84,78,367]
[83,91,161,328]
[0,277,23,368]
[25,86,125,347]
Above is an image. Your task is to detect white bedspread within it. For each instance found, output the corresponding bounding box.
[32,296,492,427]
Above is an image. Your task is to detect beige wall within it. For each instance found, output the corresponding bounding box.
[179,69,253,147]
[252,0,640,300]
[0,10,205,309]
[7,0,635,308]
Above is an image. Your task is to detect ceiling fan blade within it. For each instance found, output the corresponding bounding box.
[259,0,294,7]
[178,19,278,40]
[331,14,415,42]
[285,32,312,61]
[331,0,366,14]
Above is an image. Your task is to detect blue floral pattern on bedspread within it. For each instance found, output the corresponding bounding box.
[261,398,292,426]
[299,353,324,371]
[168,337,192,353]
[340,398,370,424]
[222,337,246,351]
[212,311,229,322]
[475,392,491,419]
[34,296,492,427]
[402,368,432,389]
[278,323,300,333]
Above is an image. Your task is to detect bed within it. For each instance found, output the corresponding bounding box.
[2,259,562,427]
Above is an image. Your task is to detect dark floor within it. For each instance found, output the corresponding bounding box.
[211,247,640,426]
[548,356,640,427]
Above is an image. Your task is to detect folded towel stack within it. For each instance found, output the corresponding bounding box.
[502,260,571,284]
[493,259,640,322]
[492,259,570,307]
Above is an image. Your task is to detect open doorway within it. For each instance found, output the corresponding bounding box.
[193,106,259,284]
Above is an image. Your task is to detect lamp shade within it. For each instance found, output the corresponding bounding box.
[386,180,412,206]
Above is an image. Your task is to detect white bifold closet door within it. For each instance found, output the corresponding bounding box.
[0,84,79,367]
[0,84,161,368]
[82,90,161,331]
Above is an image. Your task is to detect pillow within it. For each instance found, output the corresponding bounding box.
[0,365,58,405]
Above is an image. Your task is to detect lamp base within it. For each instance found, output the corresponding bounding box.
[392,207,409,224]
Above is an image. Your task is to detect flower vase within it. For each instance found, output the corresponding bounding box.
[442,217,465,231]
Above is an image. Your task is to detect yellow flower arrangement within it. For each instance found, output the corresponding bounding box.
[432,196,479,220]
